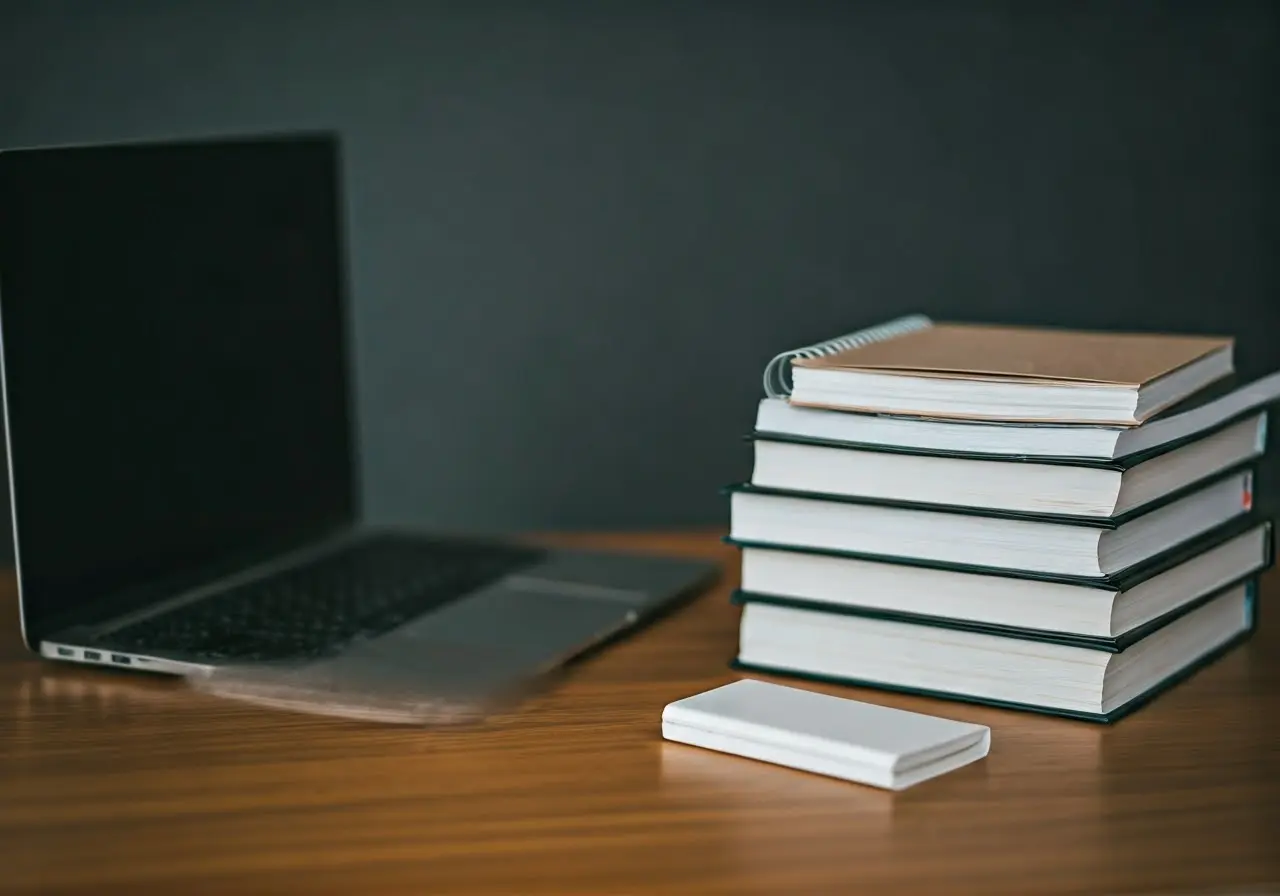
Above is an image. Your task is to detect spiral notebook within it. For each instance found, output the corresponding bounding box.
[753,370,1280,462]
[764,315,1234,426]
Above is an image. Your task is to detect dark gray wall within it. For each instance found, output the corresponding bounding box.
[1,1,1277,544]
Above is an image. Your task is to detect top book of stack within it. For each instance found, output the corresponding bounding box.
[787,321,1233,426]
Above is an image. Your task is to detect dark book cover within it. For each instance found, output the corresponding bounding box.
[748,402,1268,469]
[733,560,1269,652]
[731,580,1260,724]
[726,461,1256,529]
[726,516,1270,590]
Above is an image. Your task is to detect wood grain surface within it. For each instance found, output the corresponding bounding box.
[1,531,1277,895]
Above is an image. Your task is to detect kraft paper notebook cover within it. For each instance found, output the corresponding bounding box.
[768,315,1234,425]
[801,323,1229,385]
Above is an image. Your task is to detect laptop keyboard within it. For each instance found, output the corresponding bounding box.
[101,534,544,662]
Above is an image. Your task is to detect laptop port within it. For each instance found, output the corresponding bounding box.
[56,646,74,657]
[110,654,132,665]
[83,650,101,661]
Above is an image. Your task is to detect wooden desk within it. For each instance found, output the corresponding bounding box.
[1,532,1277,895]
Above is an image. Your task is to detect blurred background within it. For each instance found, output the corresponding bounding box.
[0,1,1276,556]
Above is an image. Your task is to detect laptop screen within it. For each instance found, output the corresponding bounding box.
[0,134,357,646]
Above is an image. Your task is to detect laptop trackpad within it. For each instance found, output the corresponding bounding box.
[355,583,636,674]
[189,586,638,722]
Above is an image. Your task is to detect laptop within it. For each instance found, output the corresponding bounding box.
[0,133,716,676]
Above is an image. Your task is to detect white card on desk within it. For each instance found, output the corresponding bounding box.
[661,679,990,790]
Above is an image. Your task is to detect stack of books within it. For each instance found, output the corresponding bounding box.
[728,316,1280,722]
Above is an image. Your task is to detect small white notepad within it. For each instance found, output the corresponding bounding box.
[662,680,990,790]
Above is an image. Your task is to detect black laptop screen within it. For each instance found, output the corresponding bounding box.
[0,135,357,646]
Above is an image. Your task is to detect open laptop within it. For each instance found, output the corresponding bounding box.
[0,132,716,676]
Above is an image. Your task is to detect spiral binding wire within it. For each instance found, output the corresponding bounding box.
[762,314,933,398]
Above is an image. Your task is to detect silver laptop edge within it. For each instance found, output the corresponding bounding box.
[0,254,31,647]
[37,543,716,677]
